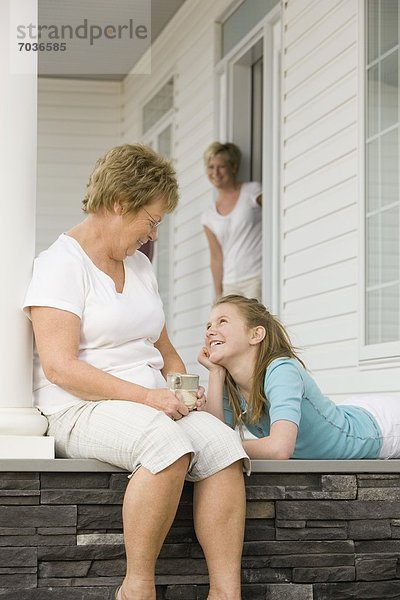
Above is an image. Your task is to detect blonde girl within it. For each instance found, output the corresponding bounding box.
[199,295,400,460]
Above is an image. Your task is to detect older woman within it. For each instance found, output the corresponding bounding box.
[23,145,249,600]
[201,142,262,301]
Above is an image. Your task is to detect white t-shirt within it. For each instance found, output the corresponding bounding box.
[23,234,166,415]
[201,181,262,285]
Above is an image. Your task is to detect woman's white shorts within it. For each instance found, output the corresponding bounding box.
[223,275,262,302]
[46,400,250,481]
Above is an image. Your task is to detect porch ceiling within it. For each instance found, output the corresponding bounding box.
[38,0,187,81]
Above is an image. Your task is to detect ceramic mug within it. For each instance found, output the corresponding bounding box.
[167,373,199,411]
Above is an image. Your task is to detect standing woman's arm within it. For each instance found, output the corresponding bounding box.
[203,226,223,299]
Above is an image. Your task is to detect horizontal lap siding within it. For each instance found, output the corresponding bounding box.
[282,0,360,397]
[37,79,121,254]
[282,0,400,398]
[123,0,229,375]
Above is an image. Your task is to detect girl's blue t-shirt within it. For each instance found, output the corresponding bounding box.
[223,358,383,459]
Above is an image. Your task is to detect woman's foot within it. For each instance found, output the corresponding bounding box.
[115,581,156,600]
[115,585,122,600]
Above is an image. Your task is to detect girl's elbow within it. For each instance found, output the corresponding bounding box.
[257,438,293,460]
[267,439,294,460]
[274,448,293,460]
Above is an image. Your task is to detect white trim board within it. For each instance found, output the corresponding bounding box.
[1,458,400,473]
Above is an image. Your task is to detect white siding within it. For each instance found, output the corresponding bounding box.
[34,0,400,397]
[281,0,400,398]
[122,0,230,374]
[37,79,121,253]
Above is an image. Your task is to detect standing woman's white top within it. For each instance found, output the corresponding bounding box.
[201,181,262,285]
[201,141,262,300]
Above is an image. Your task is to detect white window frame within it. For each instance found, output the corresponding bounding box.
[141,76,176,329]
[358,0,400,367]
[214,3,282,314]
[142,73,174,135]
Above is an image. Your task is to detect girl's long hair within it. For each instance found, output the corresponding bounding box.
[214,295,305,427]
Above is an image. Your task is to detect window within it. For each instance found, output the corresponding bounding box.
[143,78,174,134]
[251,55,263,182]
[153,124,173,326]
[142,79,175,328]
[364,0,400,352]
[221,0,279,58]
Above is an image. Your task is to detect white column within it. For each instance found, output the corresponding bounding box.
[0,0,54,458]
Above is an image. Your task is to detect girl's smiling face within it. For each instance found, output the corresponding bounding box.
[205,303,252,366]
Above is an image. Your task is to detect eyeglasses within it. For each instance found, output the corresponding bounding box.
[142,207,162,230]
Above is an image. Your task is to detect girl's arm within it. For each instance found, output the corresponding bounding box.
[242,420,298,460]
[245,360,303,459]
[198,345,225,421]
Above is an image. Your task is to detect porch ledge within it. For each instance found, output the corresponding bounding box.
[1,457,400,472]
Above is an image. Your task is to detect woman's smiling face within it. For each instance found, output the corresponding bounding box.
[206,153,236,189]
[114,196,165,258]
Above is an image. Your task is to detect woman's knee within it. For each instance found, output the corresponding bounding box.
[192,424,245,474]
[167,452,191,475]
[204,426,242,459]
[135,413,194,474]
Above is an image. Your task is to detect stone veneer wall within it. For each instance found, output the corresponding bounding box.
[1,468,400,599]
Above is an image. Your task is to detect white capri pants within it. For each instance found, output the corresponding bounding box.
[46,400,250,481]
[223,275,262,302]
[341,394,400,459]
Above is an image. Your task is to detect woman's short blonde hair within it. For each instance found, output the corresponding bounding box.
[203,141,241,173]
[82,144,179,215]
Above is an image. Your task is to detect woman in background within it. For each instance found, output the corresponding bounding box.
[201,142,262,301]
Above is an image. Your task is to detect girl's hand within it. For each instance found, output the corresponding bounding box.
[198,345,226,375]
[145,388,189,421]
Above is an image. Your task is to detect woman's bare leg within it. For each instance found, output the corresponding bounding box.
[118,454,190,600]
[193,460,246,600]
